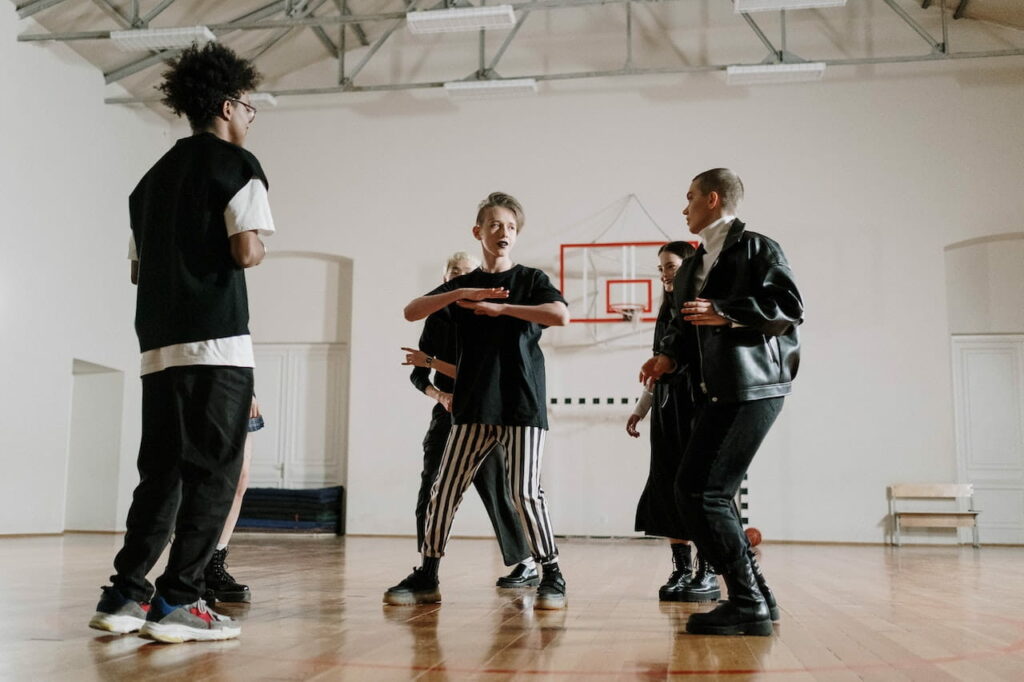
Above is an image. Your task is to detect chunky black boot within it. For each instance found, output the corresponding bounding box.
[204,547,251,604]
[659,543,693,602]
[677,554,721,602]
[534,562,567,610]
[383,566,441,605]
[747,550,779,621]
[686,556,772,636]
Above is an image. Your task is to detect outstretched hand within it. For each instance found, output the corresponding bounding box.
[401,346,431,368]
[455,300,506,317]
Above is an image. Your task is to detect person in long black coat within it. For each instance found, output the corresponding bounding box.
[627,241,718,602]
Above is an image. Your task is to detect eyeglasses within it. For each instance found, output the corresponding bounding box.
[228,98,257,122]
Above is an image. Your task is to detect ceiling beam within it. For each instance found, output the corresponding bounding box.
[21,0,692,42]
[881,0,943,52]
[141,0,179,26]
[16,0,69,19]
[104,45,1024,104]
[103,1,288,84]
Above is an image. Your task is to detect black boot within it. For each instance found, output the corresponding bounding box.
[686,556,772,636]
[203,547,251,604]
[534,562,567,610]
[384,557,441,606]
[747,550,780,622]
[677,554,721,602]
[659,543,693,602]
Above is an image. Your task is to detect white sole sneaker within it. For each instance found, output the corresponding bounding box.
[88,612,146,634]
[140,621,240,643]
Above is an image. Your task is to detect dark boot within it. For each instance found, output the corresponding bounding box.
[383,561,441,606]
[686,556,772,636]
[747,550,779,621]
[658,543,693,602]
[203,547,251,604]
[677,554,721,602]
[534,562,567,610]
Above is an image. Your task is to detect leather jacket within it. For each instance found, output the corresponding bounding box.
[657,219,802,404]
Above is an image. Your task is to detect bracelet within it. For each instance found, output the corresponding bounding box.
[425,356,433,366]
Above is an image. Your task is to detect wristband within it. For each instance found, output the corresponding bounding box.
[425,356,434,366]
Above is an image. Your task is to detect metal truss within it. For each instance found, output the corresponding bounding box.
[13,0,1024,103]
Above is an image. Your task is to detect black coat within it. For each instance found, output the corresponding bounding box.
[658,219,803,404]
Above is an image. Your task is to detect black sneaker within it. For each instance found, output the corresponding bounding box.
[204,547,251,604]
[383,567,441,605]
[534,566,567,610]
[496,562,540,588]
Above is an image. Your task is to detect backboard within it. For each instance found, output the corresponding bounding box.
[559,241,667,324]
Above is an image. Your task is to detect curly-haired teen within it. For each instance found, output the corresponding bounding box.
[88,42,275,644]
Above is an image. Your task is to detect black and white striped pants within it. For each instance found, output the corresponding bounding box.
[422,424,558,563]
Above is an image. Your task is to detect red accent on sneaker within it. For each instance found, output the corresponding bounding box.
[141,603,151,612]
[190,607,213,624]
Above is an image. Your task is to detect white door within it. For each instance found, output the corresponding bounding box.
[251,343,348,489]
[952,335,1024,544]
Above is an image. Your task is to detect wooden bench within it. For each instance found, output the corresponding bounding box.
[889,483,980,547]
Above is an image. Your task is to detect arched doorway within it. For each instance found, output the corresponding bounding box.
[245,252,353,491]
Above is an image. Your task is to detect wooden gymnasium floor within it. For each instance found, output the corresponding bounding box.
[3,534,1024,681]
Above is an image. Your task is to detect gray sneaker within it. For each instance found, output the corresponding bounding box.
[88,585,150,634]
[139,595,240,643]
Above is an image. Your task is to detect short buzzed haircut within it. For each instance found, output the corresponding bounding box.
[476,192,525,232]
[692,168,744,213]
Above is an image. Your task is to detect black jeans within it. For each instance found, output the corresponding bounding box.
[674,397,783,574]
[111,365,253,604]
[416,408,531,566]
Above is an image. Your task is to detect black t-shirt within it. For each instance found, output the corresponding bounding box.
[428,264,566,429]
[129,132,268,352]
[410,307,456,419]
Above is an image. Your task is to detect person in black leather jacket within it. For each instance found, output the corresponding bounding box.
[641,168,803,637]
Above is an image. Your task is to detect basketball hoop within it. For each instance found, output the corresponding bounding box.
[609,302,645,329]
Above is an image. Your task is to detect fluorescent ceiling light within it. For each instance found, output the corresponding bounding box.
[733,0,846,11]
[726,62,826,85]
[110,26,216,51]
[443,78,538,100]
[248,92,278,107]
[407,5,516,34]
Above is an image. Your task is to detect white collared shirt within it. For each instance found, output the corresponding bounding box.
[693,215,736,294]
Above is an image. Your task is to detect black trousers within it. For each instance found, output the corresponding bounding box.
[111,365,253,605]
[674,397,783,574]
[416,409,531,566]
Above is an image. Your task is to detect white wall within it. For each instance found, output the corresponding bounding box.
[3,4,1023,544]
[0,6,167,534]
[246,54,1024,544]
